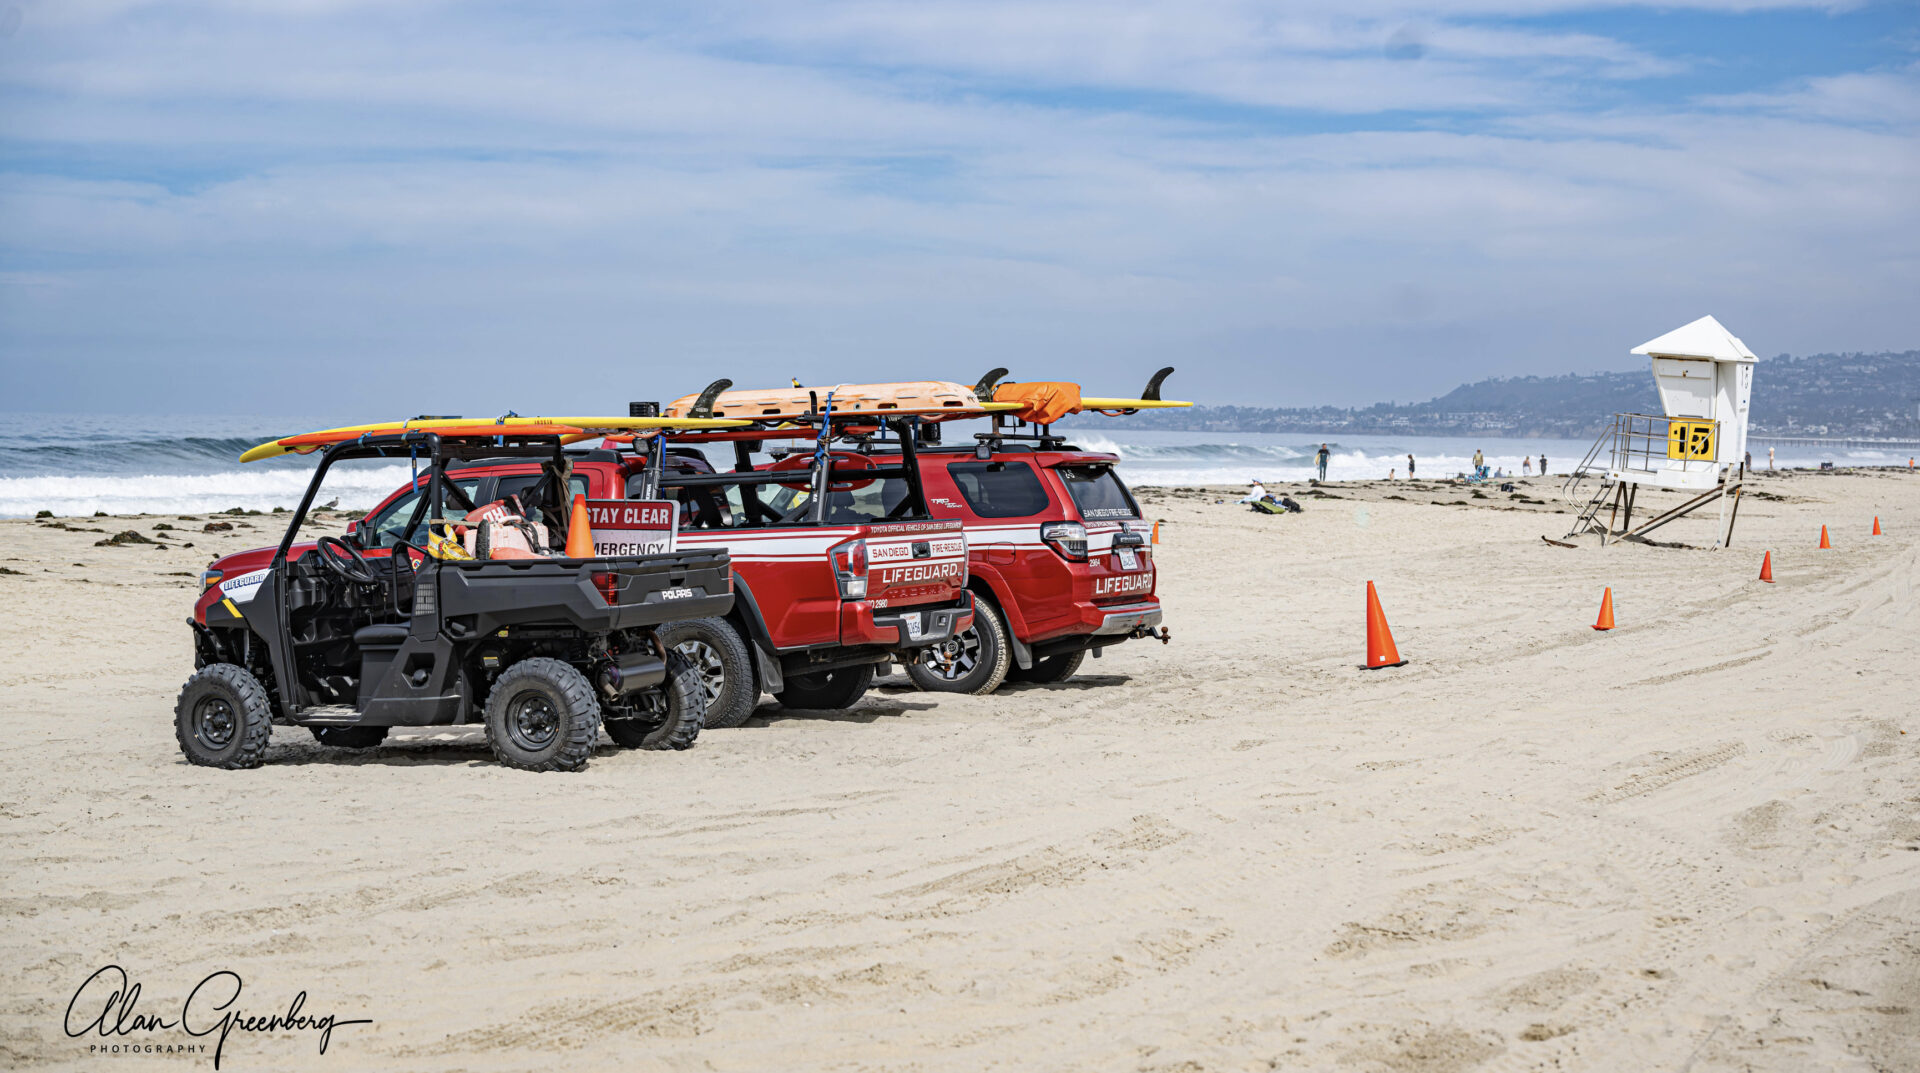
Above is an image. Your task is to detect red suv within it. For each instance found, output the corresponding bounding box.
[874,437,1163,694]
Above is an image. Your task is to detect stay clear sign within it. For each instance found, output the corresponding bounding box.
[586,500,677,556]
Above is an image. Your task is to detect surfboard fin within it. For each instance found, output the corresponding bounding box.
[1142,367,1173,402]
[972,367,1010,401]
[688,379,733,419]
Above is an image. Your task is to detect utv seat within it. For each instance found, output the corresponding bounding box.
[353,623,412,647]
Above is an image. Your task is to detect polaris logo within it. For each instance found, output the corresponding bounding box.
[660,587,695,600]
[879,562,960,584]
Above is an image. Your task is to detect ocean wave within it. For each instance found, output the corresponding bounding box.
[0,435,290,477]
[1066,433,1319,463]
[0,465,415,519]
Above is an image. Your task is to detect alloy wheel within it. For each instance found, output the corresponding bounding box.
[923,628,980,681]
[674,639,726,708]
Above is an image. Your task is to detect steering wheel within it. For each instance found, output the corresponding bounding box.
[314,535,379,585]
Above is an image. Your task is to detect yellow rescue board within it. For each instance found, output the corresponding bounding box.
[239,415,750,463]
[664,381,1011,421]
[1078,398,1192,410]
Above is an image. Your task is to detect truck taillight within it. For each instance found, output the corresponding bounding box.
[828,538,868,599]
[1041,521,1088,562]
[592,571,620,604]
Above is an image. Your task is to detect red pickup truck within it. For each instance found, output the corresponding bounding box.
[258,432,975,730]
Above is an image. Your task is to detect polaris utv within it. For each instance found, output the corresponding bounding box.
[181,430,733,772]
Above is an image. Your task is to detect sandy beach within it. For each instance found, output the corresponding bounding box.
[2,468,1915,1072]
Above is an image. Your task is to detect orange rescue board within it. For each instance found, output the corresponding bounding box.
[663,381,1018,421]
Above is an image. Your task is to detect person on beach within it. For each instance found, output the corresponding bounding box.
[1472,448,1484,470]
[1316,444,1331,481]
[1407,453,1415,478]
[1539,453,1547,475]
[1523,456,1532,475]
[1237,480,1267,504]
[1769,447,1775,470]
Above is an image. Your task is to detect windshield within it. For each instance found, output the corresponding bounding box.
[364,478,482,548]
[1056,464,1139,521]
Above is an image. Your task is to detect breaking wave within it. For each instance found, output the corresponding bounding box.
[0,465,417,519]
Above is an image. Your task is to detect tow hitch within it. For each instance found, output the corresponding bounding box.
[1129,625,1172,645]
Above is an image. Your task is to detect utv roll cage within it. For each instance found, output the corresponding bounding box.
[628,413,938,527]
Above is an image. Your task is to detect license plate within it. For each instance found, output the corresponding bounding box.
[902,613,925,641]
[1116,548,1139,570]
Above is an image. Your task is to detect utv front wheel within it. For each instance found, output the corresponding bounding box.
[175,663,273,769]
[604,648,706,751]
[906,599,1011,695]
[775,663,874,711]
[483,658,601,772]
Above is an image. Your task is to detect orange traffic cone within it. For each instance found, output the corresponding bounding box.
[1758,551,1773,583]
[1364,581,1406,668]
[564,493,596,558]
[1872,516,1882,536]
[1592,587,1615,631]
[1819,525,1831,549]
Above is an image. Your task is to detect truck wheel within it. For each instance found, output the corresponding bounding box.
[604,648,705,751]
[309,726,390,749]
[174,663,273,769]
[905,599,1011,695]
[483,658,601,772]
[775,663,874,711]
[1007,648,1085,684]
[661,618,756,730]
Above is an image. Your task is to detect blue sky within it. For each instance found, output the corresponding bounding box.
[1,0,1915,414]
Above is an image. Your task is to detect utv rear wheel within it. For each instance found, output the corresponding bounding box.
[175,663,273,769]
[483,658,601,772]
[660,618,755,730]
[775,663,874,711]
[604,648,706,751]
[906,599,1011,695]
[1007,648,1086,684]
[309,726,390,749]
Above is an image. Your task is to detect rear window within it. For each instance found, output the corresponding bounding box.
[761,478,914,526]
[947,461,1050,518]
[495,473,588,507]
[1056,465,1139,521]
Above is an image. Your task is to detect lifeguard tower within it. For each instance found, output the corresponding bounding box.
[1564,315,1757,547]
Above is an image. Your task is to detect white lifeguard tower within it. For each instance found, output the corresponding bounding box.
[1565,315,1757,547]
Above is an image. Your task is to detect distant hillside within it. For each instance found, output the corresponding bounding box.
[1066,350,1920,439]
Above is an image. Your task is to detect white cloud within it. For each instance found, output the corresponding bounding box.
[0,0,1912,411]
